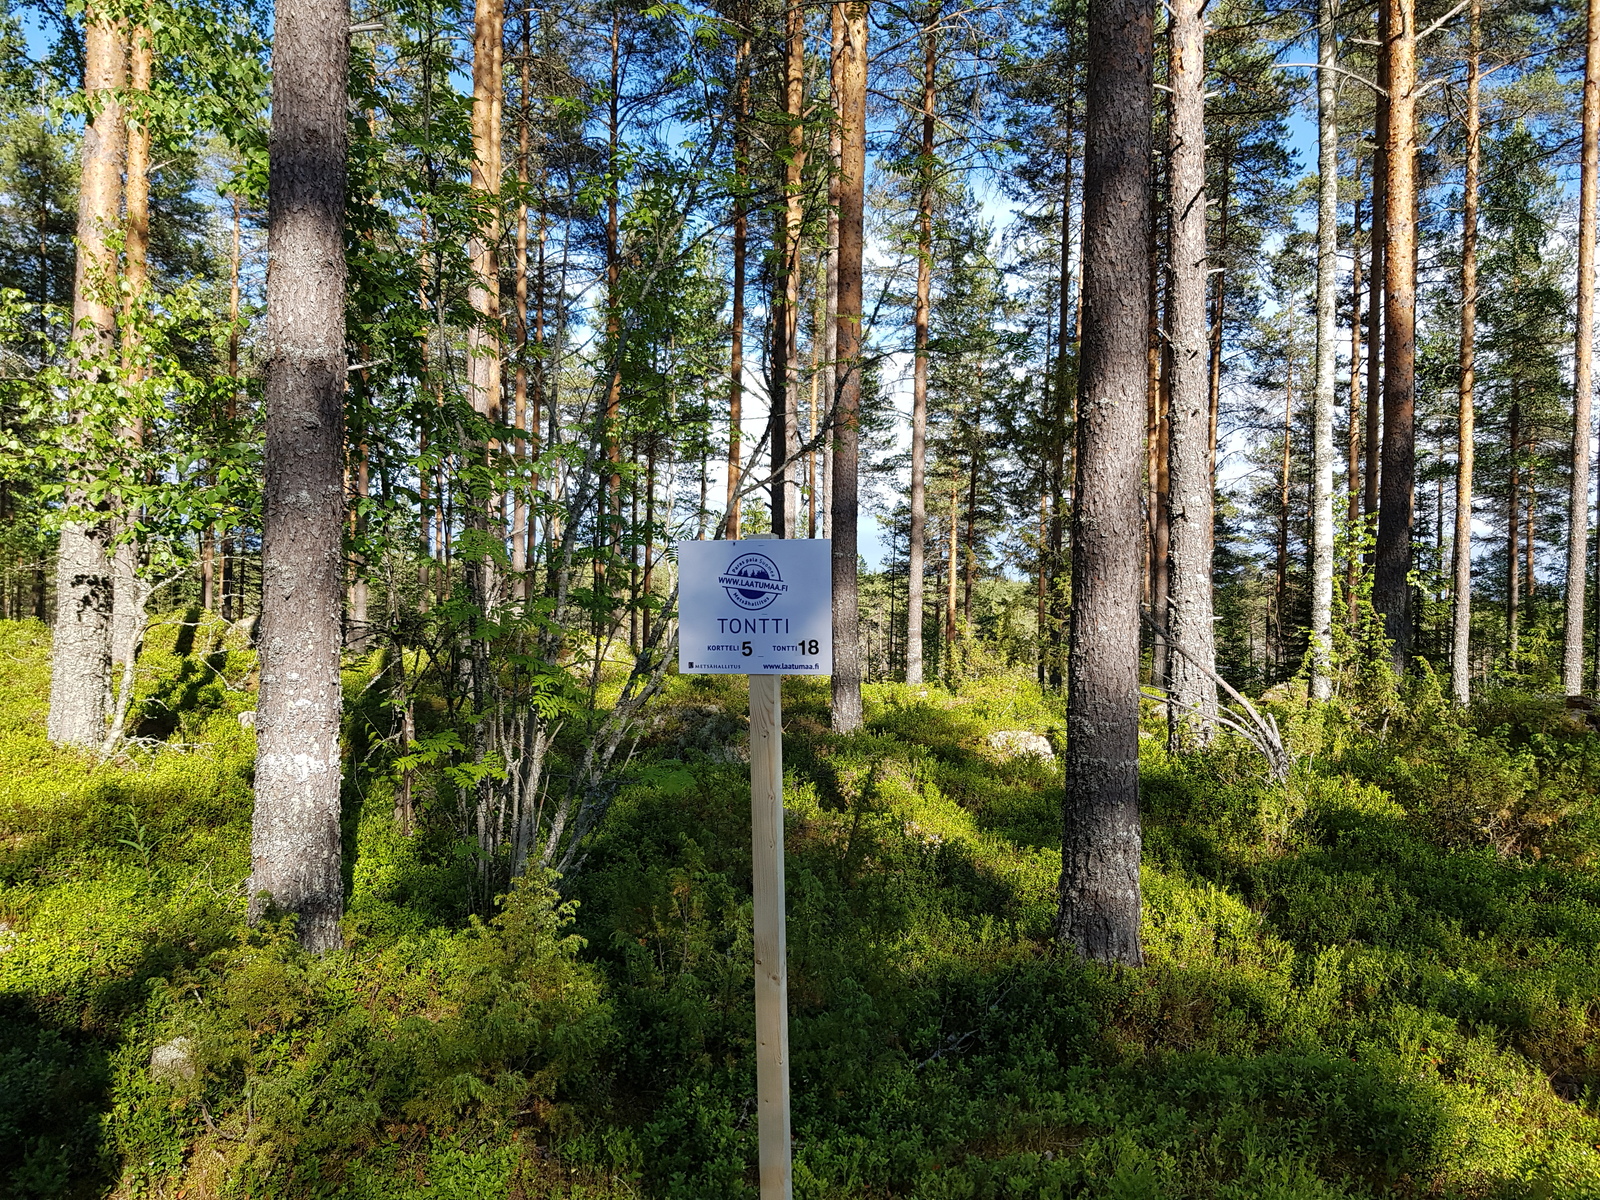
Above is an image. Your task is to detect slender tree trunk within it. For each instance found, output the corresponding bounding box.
[604,11,623,562]
[774,0,806,537]
[726,21,749,539]
[1057,0,1151,966]
[1206,146,1228,472]
[1451,0,1480,704]
[906,5,936,685]
[822,17,842,542]
[945,484,959,653]
[1508,395,1521,665]
[348,442,369,649]
[1365,53,1387,520]
[1309,0,1338,699]
[113,24,153,667]
[1276,372,1293,671]
[468,0,504,617]
[512,13,531,601]
[223,193,242,622]
[48,2,123,749]
[1567,0,1600,693]
[1164,0,1216,748]
[250,0,349,954]
[1374,0,1416,669]
[1347,177,1362,622]
[831,0,867,731]
[964,445,978,624]
[1048,72,1075,693]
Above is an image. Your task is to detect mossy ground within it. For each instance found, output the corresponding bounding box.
[2,618,1599,1197]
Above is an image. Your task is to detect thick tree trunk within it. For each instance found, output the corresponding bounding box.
[1164,0,1216,750]
[1309,0,1338,700]
[1374,0,1416,670]
[1567,0,1599,693]
[250,0,349,954]
[1451,0,1480,704]
[48,3,123,749]
[1056,0,1151,966]
[831,0,867,732]
[906,7,936,685]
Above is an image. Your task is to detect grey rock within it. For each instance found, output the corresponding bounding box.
[985,730,1055,761]
[150,1036,195,1082]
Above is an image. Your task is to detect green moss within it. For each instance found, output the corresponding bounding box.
[4,627,1600,1197]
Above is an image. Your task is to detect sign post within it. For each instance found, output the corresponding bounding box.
[677,535,832,1200]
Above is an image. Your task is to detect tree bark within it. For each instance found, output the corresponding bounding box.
[1048,85,1075,693]
[1364,45,1386,520]
[512,12,531,600]
[774,0,806,537]
[1374,0,1416,670]
[1450,0,1480,704]
[1309,0,1338,700]
[113,24,153,668]
[831,0,867,732]
[1164,0,1216,750]
[1346,176,1361,622]
[469,0,504,621]
[1276,371,1293,671]
[1507,394,1520,666]
[726,17,749,540]
[48,1,123,749]
[250,0,349,954]
[1056,0,1151,966]
[906,4,936,685]
[1567,0,1599,694]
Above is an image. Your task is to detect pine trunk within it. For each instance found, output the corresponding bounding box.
[830,0,867,732]
[1164,0,1216,750]
[726,21,749,539]
[1056,0,1152,966]
[906,6,936,685]
[250,0,350,953]
[469,0,504,621]
[1450,0,1480,704]
[1567,0,1599,693]
[48,2,123,749]
[113,26,153,670]
[1308,0,1338,700]
[1374,0,1416,669]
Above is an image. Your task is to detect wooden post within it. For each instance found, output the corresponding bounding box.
[748,670,791,1198]
[744,532,791,1198]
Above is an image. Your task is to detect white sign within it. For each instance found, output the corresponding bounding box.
[677,538,833,676]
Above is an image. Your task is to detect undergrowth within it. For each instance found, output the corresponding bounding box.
[2,618,1599,1197]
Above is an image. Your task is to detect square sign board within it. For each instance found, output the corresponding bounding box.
[678,538,832,676]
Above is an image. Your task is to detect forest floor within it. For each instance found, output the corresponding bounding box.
[3,616,1600,1198]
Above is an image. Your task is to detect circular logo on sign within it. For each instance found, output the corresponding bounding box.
[719,552,787,610]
